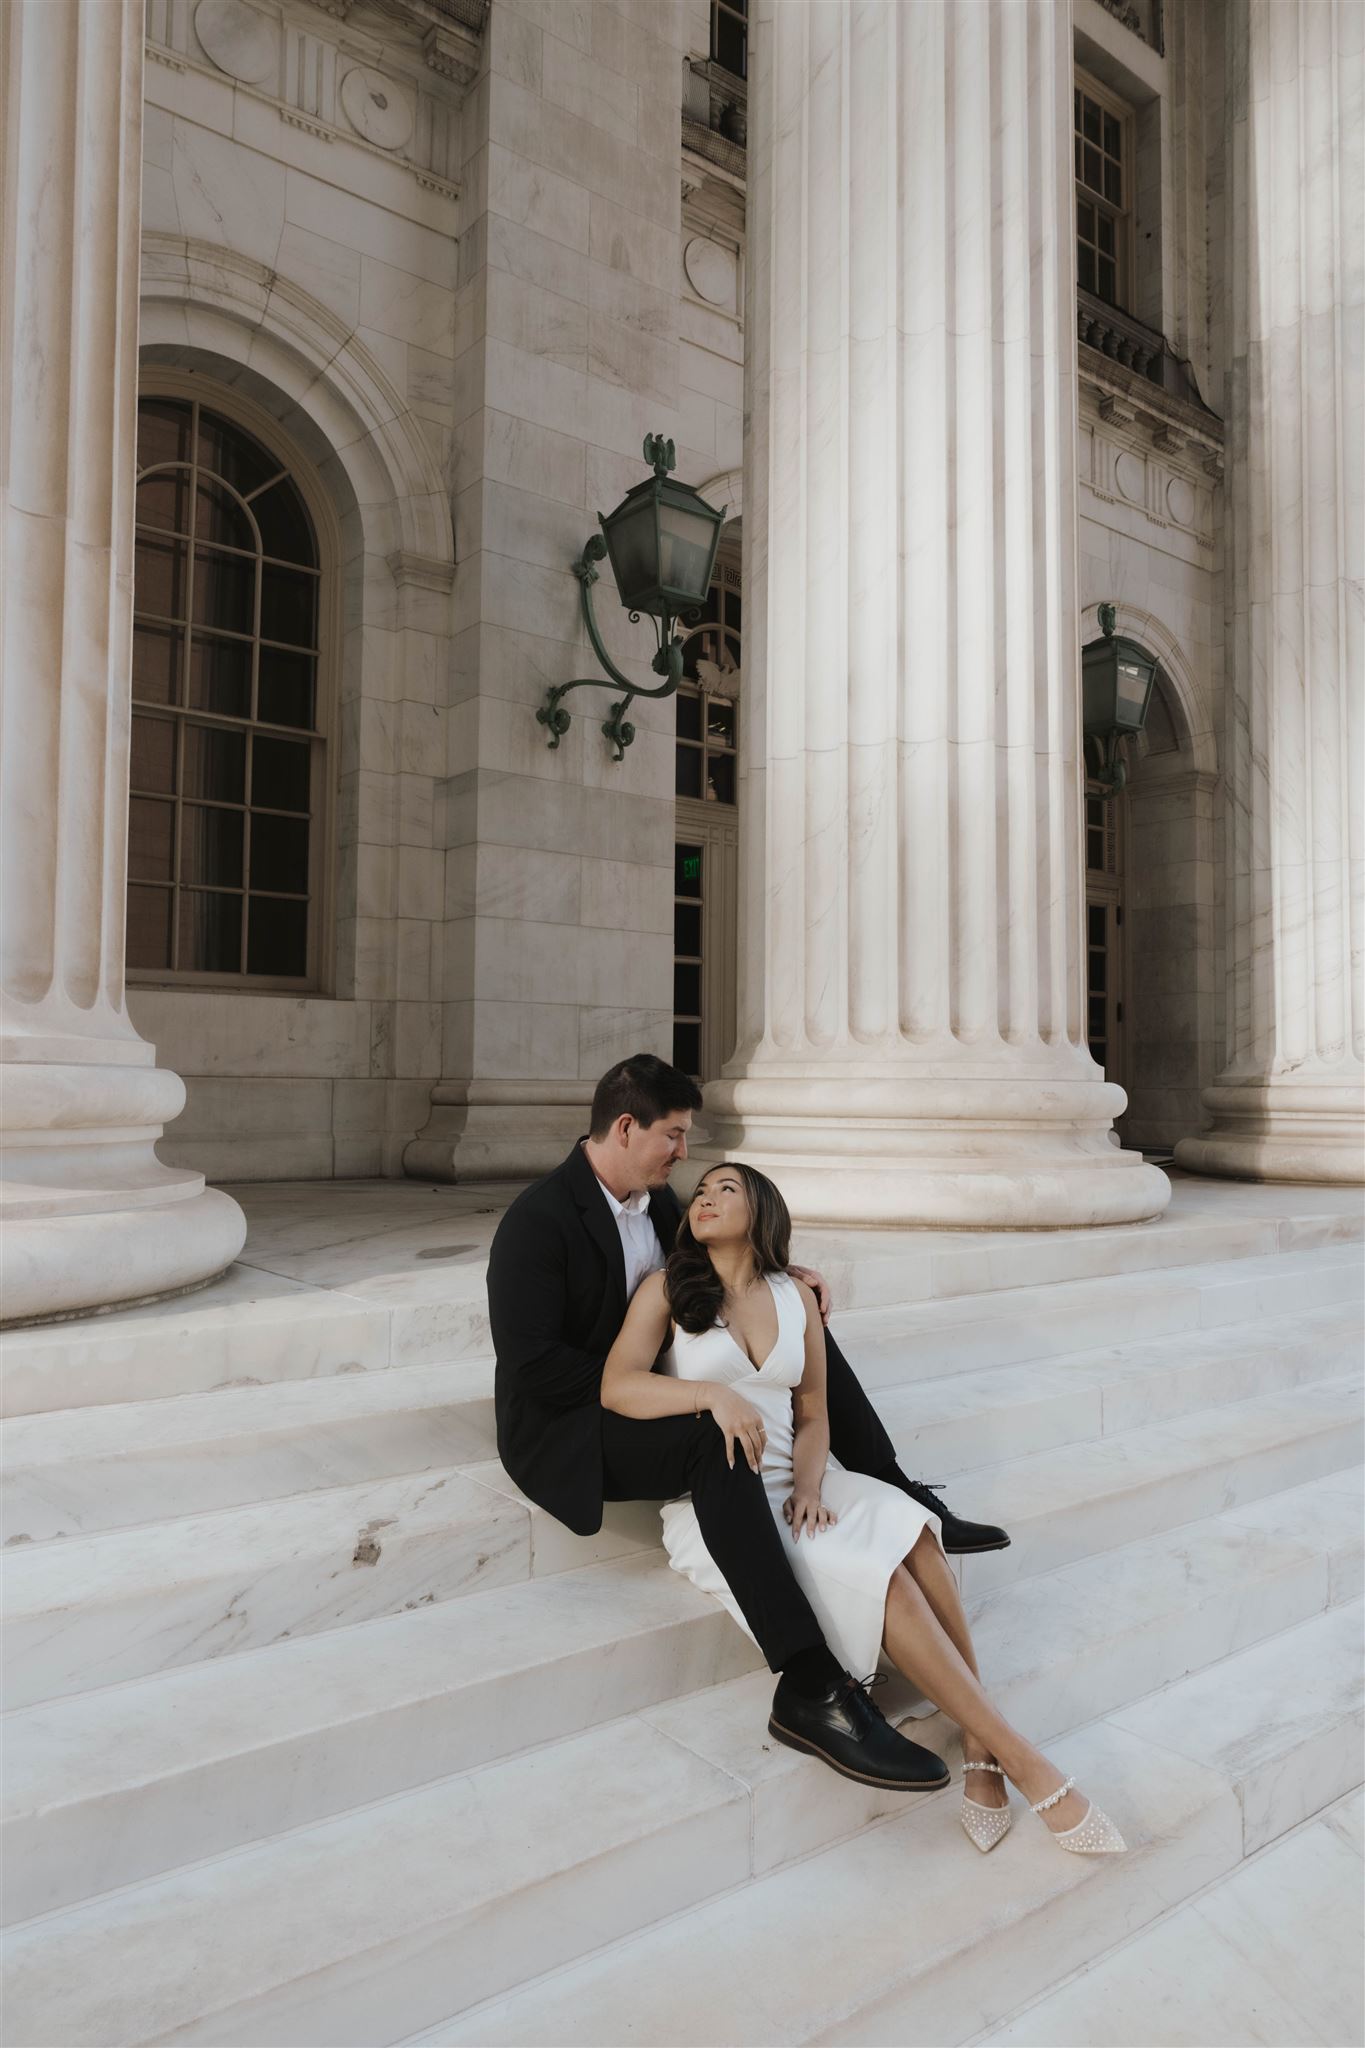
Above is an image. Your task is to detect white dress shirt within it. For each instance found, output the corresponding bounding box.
[594,1173,665,1301]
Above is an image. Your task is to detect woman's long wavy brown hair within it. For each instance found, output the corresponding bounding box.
[666,1161,792,1334]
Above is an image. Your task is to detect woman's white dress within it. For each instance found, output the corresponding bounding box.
[658,1271,941,1678]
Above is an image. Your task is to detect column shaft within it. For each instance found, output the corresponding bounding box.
[712,0,1168,1227]
[1176,0,1364,1183]
[1,0,245,1322]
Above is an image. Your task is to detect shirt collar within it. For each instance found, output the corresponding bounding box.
[594,1174,652,1220]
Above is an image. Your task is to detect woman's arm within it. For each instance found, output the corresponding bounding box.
[600,1274,769,1473]
[787,1277,836,1539]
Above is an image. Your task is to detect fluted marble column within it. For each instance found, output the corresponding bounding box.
[705,0,1169,1227]
[1,0,246,1323]
[1177,0,1364,1184]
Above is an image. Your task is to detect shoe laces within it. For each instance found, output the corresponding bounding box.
[838,1671,890,1719]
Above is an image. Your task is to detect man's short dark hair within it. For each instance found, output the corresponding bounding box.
[589,1054,703,1138]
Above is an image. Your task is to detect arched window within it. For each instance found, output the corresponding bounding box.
[127,395,327,985]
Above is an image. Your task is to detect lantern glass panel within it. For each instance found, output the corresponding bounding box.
[1115,658,1150,728]
[1082,654,1116,734]
[657,503,719,602]
[603,498,660,608]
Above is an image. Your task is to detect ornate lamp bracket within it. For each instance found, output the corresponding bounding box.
[536,537,693,763]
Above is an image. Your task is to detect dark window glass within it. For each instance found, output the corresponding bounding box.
[707,700,736,748]
[1083,97,1101,143]
[1103,112,1121,155]
[128,799,175,882]
[677,692,703,741]
[674,902,702,955]
[250,811,310,890]
[260,563,317,648]
[675,843,703,898]
[1087,903,1106,944]
[252,476,316,565]
[674,962,702,1015]
[1098,214,1114,256]
[1084,143,1102,192]
[724,590,741,633]
[1104,159,1122,205]
[197,410,282,499]
[1098,256,1116,303]
[182,805,244,888]
[252,733,310,812]
[183,724,246,803]
[135,535,188,621]
[1078,244,1097,294]
[673,1021,701,1075]
[706,754,736,805]
[178,889,242,973]
[136,468,190,535]
[195,480,253,551]
[258,647,316,730]
[188,633,252,720]
[126,885,174,970]
[137,399,191,470]
[133,624,181,707]
[713,4,746,78]
[1078,199,1095,240]
[193,547,255,633]
[676,745,704,799]
[247,897,309,977]
[131,715,176,794]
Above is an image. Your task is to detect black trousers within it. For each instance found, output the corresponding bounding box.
[600,1321,900,1674]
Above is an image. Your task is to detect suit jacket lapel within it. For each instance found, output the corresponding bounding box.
[565,1142,628,1317]
[648,1184,683,1260]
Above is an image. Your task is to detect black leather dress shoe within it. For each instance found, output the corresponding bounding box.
[905,1480,1011,1554]
[768,1674,951,1791]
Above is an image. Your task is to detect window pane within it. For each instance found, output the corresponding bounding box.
[1084,143,1102,192]
[1087,903,1106,945]
[675,843,703,898]
[1097,213,1114,255]
[135,535,188,620]
[674,901,702,955]
[182,804,244,887]
[673,1021,700,1075]
[131,714,176,794]
[194,480,253,551]
[706,754,736,804]
[1104,158,1122,205]
[1090,948,1106,993]
[132,623,181,706]
[706,699,735,747]
[251,476,317,566]
[674,961,701,1014]
[257,647,316,730]
[1077,198,1095,240]
[1074,136,1083,178]
[1098,256,1117,303]
[1082,96,1101,142]
[247,896,309,977]
[197,411,281,499]
[250,811,309,891]
[260,563,317,648]
[1103,112,1121,156]
[126,885,173,970]
[138,399,191,471]
[188,633,252,719]
[179,889,242,973]
[1078,244,1097,293]
[252,733,310,812]
[677,692,702,741]
[724,590,742,633]
[183,722,246,802]
[714,8,745,78]
[676,745,703,798]
[128,798,175,881]
[193,547,255,633]
[136,469,190,535]
[1088,995,1106,1035]
[1074,87,1082,128]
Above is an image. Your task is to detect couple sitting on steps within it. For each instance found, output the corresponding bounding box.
[488,1054,1124,1857]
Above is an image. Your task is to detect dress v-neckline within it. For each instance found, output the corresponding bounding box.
[718,1272,782,1374]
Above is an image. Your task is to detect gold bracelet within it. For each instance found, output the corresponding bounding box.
[694,1384,702,1416]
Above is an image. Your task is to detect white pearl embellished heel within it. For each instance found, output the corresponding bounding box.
[959,1760,1013,1853]
[1029,1775,1127,1855]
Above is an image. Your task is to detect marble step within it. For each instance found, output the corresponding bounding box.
[7,1295,1357,1546]
[0,1462,662,1711]
[406,1607,1365,2048]
[6,1468,1357,1927]
[953,1373,1363,1599]
[842,1242,1364,1390]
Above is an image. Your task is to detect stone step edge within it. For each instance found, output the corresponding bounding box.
[395,1610,1364,2048]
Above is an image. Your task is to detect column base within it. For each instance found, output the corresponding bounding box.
[696,1071,1172,1229]
[403,1081,592,1183]
[1174,1078,1365,1185]
[1,1060,247,1326]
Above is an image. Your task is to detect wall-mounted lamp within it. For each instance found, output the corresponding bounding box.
[1082,603,1158,796]
[537,434,727,761]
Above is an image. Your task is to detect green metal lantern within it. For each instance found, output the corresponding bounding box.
[537,434,727,760]
[1082,603,1158,794]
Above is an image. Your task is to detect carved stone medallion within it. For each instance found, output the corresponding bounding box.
[193,0,279,83]
[339,66,415,150]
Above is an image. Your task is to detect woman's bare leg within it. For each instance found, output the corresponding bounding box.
[882,1561,1088,1831]
[899,1529,1008,1804]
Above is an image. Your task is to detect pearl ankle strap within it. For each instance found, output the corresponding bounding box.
[1030,1774,1076,1813]
[962,1760,1005,1775]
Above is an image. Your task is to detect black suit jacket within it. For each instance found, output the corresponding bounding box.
[488,1141,682,1534]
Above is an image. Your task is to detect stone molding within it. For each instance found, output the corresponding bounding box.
[140,232,454,571]
[386,550,456,593]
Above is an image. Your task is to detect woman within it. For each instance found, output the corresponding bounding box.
[601,1161,1124,1856]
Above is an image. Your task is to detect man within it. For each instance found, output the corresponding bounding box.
[487,1053,1009,1789]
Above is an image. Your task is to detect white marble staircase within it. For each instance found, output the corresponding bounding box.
[1,1178,1362,2046]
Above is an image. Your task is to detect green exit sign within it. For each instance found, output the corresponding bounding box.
[682,855,701,880]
